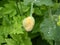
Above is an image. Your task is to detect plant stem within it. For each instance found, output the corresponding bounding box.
[30,2,34,16]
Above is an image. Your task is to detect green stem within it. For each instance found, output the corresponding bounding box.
[30,0,36,16]
[30,2,34,16]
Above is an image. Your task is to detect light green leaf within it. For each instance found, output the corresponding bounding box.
[9,10,17,17]
[1,1,16,15]
[24,0,53,6]
[5,39,17,45]
[10,16,24,34]
[10,33,32,45]
[35,0,53,6]
[24,0,33,5]
[0,35,5,43]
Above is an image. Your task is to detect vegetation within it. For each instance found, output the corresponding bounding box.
[0,0,60,45]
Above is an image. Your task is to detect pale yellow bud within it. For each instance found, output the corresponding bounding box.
[22,16,35,32]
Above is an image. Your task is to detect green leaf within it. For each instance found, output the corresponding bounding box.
[0,35,5,43]
[52,15,60,41]
[32,16,42,33]
[9,10,17,17]
[21,32,32,45]
[0,15,24,36]
[10,33,32,45]
[1,8,14,15]
[19,2,30,13]
[34,8,42,16]
[24,0,53,6]
[54,8,60,15]
[0,7,3,10]
[24,0,33,5]
[0,1,16,15]
[5,39,17,45]
[54,26,60,41]
[10,16,24,34]
[55,41,60,45]
[40,16,56,40]
[35,0,53,6]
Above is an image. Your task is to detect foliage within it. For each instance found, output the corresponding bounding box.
[0,0,60,45]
